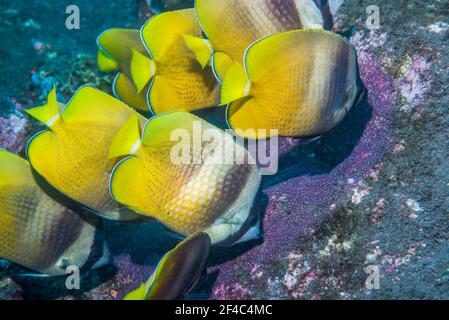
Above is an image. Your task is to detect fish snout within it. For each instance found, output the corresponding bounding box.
[91,241,113,270]
[340,81,359,113]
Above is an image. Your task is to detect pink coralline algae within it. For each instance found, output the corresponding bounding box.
[212,30,400,299]
[282,253,318,299]
[352,30,431,112]
[370,198,387,224]
[112,254,153,288]
[397,55,431,111]
[0,113,28,153]
[368,243,421,276]
[213,283,252,300]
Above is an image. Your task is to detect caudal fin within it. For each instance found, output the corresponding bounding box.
[24,87,62,128]
[212,52,233,83]
[97,50,119,72]
[109,113,142,159]
[130,49,156,93]
[182,34,213,69]
[221,63,251,105]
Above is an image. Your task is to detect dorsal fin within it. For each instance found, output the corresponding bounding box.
[96,28,145,68]
[141,9,199,60]
[141,112,201,147]
[0,150,32,187]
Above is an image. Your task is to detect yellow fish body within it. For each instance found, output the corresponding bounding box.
[0,150,108,276]
[25,87,146,220]
[222,29,360,139]
[186,0,324,81]
[97,9,220,114]
[124,232,211,300]
[109,112,261,245]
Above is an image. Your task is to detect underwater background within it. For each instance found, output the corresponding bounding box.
[0,0,447,299]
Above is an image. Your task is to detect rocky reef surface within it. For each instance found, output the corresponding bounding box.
[0,0,447,300]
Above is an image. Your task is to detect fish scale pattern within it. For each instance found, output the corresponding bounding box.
[26,86,147,221]
[136,147,252,234]
[112,122,256,235]
[152,56,220,113]
[228,30,356,137]
[203,0,303,62]
[0,185,83,271]
[49,121,121,213]
[143,9,220,113]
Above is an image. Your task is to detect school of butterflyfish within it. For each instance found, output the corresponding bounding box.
[0,0,362,300]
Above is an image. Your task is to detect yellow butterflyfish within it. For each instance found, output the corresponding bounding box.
[0,150,109,276]
[109,112,262,245]
[124,232,211,300]
[185,0,324,82]
[221,29,360,139]
[24,86,147,221]
[97,9,220,115]
[97,28,150,111]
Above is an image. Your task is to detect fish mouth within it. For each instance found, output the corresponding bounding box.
[80,224,112,273]
[91,241,112,270]
[355,84,368,108]
[213,188,263,247]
